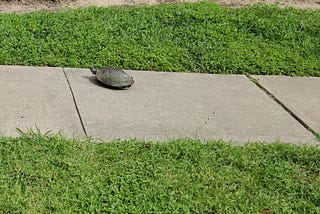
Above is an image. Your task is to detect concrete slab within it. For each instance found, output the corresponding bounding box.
[65,68,318,144]
[0,66,84,138]
[252,75,320,134]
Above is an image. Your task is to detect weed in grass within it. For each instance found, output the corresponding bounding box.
[0,2,319,76]
[0,130,320,212]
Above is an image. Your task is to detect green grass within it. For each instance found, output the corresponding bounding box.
[1,130,320,213]
[0,2,319,76]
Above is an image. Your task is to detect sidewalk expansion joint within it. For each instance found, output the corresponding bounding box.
[62,68,88,136]
[246,74,320,141]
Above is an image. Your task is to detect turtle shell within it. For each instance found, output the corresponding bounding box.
[91,67,134,89]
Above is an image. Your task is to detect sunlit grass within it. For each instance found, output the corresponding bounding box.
[0,130,320,212]
[0,2,319,76]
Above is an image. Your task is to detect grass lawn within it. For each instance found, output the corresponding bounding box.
[0,130,320,213]
[0,2,319,76]
[1,2,320,212]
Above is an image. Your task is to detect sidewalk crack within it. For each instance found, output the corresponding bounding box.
[62,68,87,136]
[246,74,320,141]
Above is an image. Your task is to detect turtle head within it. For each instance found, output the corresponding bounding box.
[90,67,98,75]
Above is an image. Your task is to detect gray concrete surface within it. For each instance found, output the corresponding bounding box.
[1,65,318,144]
[65,68,317,144]
[0,66,84,138]
[253,75,320,134]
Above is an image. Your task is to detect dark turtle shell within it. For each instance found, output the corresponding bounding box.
[90,67,134,89]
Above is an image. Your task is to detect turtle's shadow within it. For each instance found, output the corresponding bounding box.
[82,76,126,90]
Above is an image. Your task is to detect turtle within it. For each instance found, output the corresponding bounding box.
[90,67,134,89]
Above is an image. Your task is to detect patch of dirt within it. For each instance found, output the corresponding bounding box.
[0,0,319,14]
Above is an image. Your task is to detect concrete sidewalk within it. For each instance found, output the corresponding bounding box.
[0,65,319,144]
